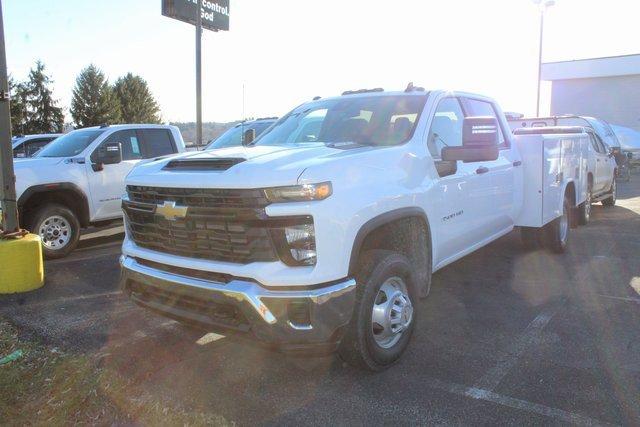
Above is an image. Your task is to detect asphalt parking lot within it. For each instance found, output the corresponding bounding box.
[2,181,639,426]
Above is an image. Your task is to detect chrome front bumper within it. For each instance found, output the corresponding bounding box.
[120,256,356,353]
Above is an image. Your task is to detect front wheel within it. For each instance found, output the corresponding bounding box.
[602,179,616,206]
[31,204,81,259]
[338,250,417,371]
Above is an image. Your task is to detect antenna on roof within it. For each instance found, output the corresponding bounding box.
[313,96,321,101]
[405,82,425,92]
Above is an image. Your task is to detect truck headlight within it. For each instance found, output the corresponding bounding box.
[264,182,332,203]
[272,219,317,266]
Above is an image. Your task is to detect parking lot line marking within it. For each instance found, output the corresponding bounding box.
[16,291,122,308]
[597,294,640,304]
[427,379,615,427]
[474,304,559,392]
[196,332,225,345]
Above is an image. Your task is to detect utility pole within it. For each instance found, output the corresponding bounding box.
[535,8,544,117]
[195,0,203,148]
[0,0,19,233]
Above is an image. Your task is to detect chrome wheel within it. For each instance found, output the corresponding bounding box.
[371,276,413,349]
[39,215,71,250]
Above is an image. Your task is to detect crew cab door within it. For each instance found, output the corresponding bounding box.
[460,97,516,233]
[87,128,179,220]
[427,96,515,267]
[87,129,144,220]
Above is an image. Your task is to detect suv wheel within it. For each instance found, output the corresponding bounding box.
[602,179,616,206]
[338,250,417,371]
[545,196,570,253]
[31,204,81,259]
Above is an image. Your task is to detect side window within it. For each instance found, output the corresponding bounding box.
[588,134,600,153]
[13,142,26,158]
[25,138,54,157]
[100,130,143,161]
[462,98,507,147]
[140,129,176,158]
[427,97,465,159]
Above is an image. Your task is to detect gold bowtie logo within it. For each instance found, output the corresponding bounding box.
[155,201,188,221]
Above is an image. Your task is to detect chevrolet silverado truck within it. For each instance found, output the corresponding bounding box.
[120,88,589,370]
[11,124,185,258]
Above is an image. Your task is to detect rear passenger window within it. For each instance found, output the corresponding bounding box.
[140,129,176,158]
[462,98,507,147]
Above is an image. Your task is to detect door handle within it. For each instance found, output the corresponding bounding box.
[476,166,489,174]
[513,161,522,167]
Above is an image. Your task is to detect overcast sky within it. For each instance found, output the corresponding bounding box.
[5,0,640,123]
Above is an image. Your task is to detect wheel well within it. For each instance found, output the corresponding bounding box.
[350,211,431,297]
[19,186,90,229]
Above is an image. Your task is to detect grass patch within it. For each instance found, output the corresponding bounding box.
[0,318,231,425]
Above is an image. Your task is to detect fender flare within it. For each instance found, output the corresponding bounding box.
[18,182,90,227]
[348,207,432,276]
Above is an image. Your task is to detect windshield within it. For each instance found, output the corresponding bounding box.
[205,122,273,150]
[254,95,427,147]
[37,129,105,158]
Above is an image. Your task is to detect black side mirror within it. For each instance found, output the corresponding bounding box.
[441,116,499,163]
[243,128,256,145]
[92,142,122,171]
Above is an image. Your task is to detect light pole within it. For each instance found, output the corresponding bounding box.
[533,0,555,117]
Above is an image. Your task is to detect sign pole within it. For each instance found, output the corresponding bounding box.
[195,0,203,148]
[0,0,19,233]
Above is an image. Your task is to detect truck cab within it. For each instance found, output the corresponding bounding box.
[13,124,185,258]
[120,89,586,370]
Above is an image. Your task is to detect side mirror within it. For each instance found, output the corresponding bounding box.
[92,142,122,171]
[441,116,499,163]
[243,128,256,145]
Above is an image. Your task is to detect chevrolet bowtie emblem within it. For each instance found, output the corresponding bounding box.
[155,201,188,221]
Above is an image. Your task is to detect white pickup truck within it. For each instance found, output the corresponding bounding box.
[120,89,590,370]
[12,124,185,258]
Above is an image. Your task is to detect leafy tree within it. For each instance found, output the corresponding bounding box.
[114,73,161,123]
[70,64,121,127]
[18,62,64,134]
[8,75,28,135]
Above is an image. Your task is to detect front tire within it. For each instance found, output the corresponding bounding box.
[31,204,81,259]
[602,179,616,206]
[338,250,417,371]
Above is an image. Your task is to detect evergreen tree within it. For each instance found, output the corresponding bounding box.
[114,73,161,123]
[8,75,28,135]
[21,62,64,134]
[70,64,121,127]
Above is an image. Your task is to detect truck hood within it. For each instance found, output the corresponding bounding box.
[126,143,373,188]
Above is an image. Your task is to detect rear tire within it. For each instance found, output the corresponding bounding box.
[544,196,570,253]
[30,204,81,259]
[577,186,591,225]
[338,250,418,371]
[602,179,616,206]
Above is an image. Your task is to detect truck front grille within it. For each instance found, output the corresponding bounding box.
[124,186,278,264]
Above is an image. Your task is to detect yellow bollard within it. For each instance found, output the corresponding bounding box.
[0,233,44,293]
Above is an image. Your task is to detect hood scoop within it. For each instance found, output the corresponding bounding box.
[163,157,246,171]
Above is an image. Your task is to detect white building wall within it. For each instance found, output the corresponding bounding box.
[550,75,640,131]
